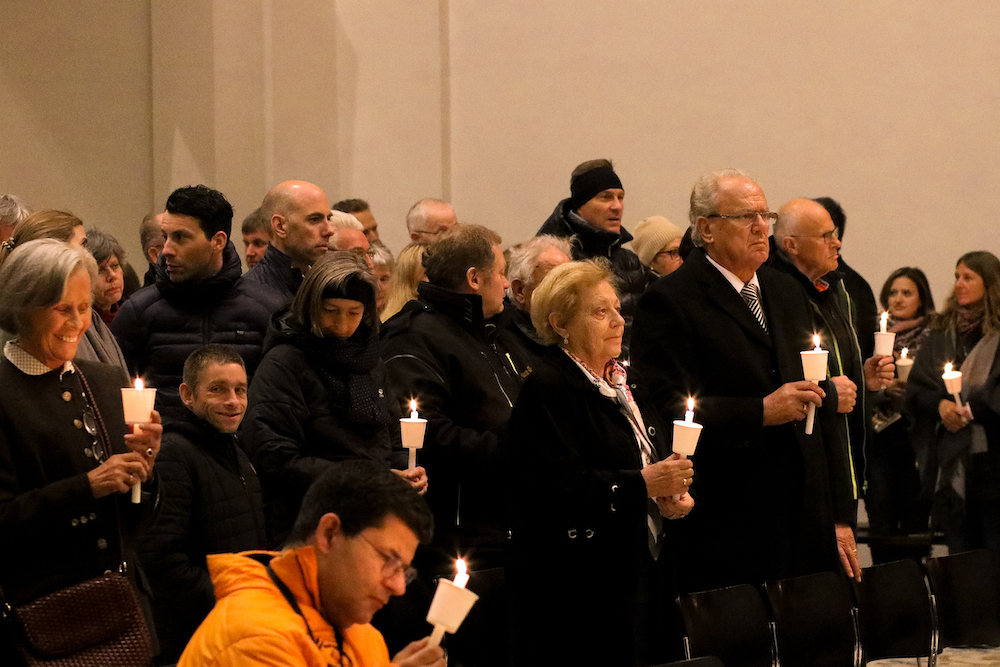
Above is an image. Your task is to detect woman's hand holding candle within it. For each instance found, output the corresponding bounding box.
[939,399,970,433]
[641,453,693,498]
[864,354,895,391]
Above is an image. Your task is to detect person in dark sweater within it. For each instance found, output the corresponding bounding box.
[139,344,267,665]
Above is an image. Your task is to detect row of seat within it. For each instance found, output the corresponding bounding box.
[663,549,1000,667]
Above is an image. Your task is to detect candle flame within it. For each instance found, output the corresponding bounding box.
[456,558,467,577]
[881,311,889,323]
[686,397,695,411]
[945,362,953,374]
[901,347,909,359]
[134,377,144,390]
[409,399,417,412]
[812,333,821,348]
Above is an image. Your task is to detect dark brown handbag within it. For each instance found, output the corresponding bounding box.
[0,365,153,666]
[4,570,153,667]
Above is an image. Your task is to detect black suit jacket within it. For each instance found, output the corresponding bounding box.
[632,249,853,592]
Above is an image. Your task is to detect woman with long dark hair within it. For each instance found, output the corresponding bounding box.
[906,251,1000,553]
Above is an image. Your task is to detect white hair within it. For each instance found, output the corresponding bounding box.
[505,235,573,300]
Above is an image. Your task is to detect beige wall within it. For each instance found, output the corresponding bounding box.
[0,1,152,261]
[2,1,997,303]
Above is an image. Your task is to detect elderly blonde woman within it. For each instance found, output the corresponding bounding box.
[507,259,694,667]
[0,239,162,663]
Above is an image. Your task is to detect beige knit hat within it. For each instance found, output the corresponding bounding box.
[630,216,684,267]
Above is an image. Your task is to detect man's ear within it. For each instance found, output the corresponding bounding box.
[147,247,160,264]
[314,513,343,553]
[210,231,228,252]
[781,235,797,256]
[510,279,527,306]
[466,265,482,294]
[696,217,713,245]
[271,214,287,240]
[179,382,194,410]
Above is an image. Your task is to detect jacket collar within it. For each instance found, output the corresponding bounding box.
[416,282,494,342]
[688,248,773,350]
[155,241,244,306]
[766,236,844,297]
[538,198,633,259]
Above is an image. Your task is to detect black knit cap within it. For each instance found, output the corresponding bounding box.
[322,272,375,309]
[569,165,623,212]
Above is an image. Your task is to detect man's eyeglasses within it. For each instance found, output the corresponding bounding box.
[706,211,779,226]
[789,228,841,244]
[359,534,417,584]
[349,247,377,258]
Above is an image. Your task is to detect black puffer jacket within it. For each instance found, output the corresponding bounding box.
[381,283,523,573]
[137,412,266,665]
[537,199,648,358]
[111,242,285,421]
[242,309,395,547]
[242,244,303,307]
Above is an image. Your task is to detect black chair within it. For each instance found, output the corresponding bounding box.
[854,558,938,666]
[652,657,726,667]
[923,549,1000,648]
[676,584,773,667]
[765,571,858,667]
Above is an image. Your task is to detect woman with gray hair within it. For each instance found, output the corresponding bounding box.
[507,259,694,666]
[0,239,162,664]
[242,250,427,547]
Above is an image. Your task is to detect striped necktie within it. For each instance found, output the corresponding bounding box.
[740,282,768,333]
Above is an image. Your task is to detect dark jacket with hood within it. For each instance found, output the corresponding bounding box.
[380,282,523,573]
[537,199,648,358]
[111,242,284,421]
[242,308,395,547]
[138,412,266,665]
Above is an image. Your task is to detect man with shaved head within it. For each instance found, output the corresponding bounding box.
[770,198,894,511]
[244,180,333,303]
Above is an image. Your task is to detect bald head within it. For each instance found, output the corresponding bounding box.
[776,198,842,281]
[262,181,332,270]
[406,198,457,243]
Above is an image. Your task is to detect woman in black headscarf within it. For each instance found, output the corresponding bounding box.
[243,251,426,547]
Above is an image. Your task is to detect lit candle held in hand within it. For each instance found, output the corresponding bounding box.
[121,377,156,504]
[400,399,427,470]
[874,313,895,357]
[943,362,963,407]
[672,397,702,499]
[800,334,829,435]
[896,347,913,381]
[426,558,479,648]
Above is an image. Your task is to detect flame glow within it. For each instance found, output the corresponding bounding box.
[945,363,953,374]
[812,334,821,348]
[135,377,144,390]
[409,399,418,413]
[901,347,909,359]
[686,397,695,412]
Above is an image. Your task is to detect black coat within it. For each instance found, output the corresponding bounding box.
[381,282,523,573]
[138,412,266,664]
[537,199,649,357]
[242,244,303,307]
[508,349,677,666]
[111,242,285,421]
[242,310,395,547]
[0,359,158,661]
[631,249,851,593]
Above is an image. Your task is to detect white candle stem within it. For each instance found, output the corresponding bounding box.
[953,392,964,409]
[672,453,687,501]
[408,448,417,470]
[131,424,142,504]
[805,403,816,435]
[428,624,447,648]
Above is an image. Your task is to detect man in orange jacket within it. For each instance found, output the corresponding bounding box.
[178,461,444,667]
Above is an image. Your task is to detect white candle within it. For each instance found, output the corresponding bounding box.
[409,399,419,420]
[812,333,822,351]
[943,362,964,408]
[121,377,156,504]
[452,558,469,589]
[800,334,829,435]
[880,311,888,333]
[684,397,695,424]
[901,348,908,359]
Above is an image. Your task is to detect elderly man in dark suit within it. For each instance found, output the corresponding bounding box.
[631,168,860,594]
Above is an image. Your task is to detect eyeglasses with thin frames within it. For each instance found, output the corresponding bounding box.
[788,228,841,244]
[705,211,779,226]
[359,533,417,585]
